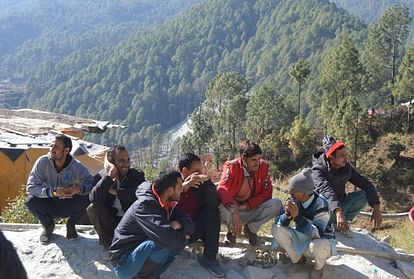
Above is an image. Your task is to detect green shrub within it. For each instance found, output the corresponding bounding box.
[387,142,406,160]
[0,193,38,224]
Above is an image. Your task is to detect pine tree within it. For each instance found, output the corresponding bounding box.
[290,59,310,118]
[393,47,414,131]
[363,5,412,105]
[204,72,249,162]
[245,83,294,142]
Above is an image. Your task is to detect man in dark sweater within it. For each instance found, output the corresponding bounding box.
[110,170,194,279]
[311,136,382,232]
[87,145,145,251]
[176,153,224,278]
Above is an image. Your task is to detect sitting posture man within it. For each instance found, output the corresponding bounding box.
[26,134,93,244]
[312,136,382,233]
[110,170,195,279]
[218,139,282,246]
[272,168,335,278]
[87,145,145,251]
[177,153,224,277]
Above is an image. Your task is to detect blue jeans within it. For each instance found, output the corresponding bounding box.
[113,240,184,279]
[331,191,368,223]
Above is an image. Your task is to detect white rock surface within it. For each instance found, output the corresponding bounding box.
[2,227,413,279]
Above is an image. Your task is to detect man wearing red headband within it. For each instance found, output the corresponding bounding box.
[311,136,382,233]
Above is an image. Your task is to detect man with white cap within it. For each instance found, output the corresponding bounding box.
[272,168,335,278]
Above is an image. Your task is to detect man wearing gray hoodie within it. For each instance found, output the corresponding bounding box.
[26,134,93,244]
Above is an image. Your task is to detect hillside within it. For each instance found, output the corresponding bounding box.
[330,0,414,42]
[330,0,414,24]
[0,0,200,80]
[22,0,364,148]
[359,133,414,212]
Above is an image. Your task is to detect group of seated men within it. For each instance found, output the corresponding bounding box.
[25,134,382,279]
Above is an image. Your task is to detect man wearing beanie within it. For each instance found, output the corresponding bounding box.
[311,136,382,233]
[272,168,335,278]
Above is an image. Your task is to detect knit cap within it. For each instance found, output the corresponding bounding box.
[288,168,314,194]
[323,135,345,158]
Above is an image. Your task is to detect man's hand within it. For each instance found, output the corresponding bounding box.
[285,199,299,219]
[335,209,349,232]
[56,184,81,199]
[104,153,118,180]
[371,204,382,229]
[231,212,243,236]
[182,173,209,192]
[170,221,182,230]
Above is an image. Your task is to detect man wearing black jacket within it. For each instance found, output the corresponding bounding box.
[311,136,382,232]
[87,145,145,250]
[177,153,224,278]
[110,170,194,279]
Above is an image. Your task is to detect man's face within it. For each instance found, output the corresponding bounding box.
[113,149,130,178]
[243,154,262,172]
[170,177,183,201]
[290,189,308,202]
[182,161,203,179]
[49,139,69,161]
[329,148,348,169]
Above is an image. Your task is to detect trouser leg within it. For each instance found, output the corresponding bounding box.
[188,206,220,260]
[271,225,303,263]
[25,195,55,227]
[87,204,118,248]
[330,191,368,223]
[303,239,331,270]
[25,194,90,226]
[114,240,185,279]
[240,198,282,233]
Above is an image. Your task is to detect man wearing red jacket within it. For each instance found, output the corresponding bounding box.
[218,140,282,246]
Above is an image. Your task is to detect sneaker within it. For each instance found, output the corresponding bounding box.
[66,223,78,240]
[224,232,236,245]
[39,223,55,245]
[198,256,225,278]
[243,225,260,246]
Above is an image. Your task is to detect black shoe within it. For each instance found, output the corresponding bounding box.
[243,225,260,246]
[40,223,55,245]
[198,255,225,278]
[66,223,78,240]
[224,232,236,245]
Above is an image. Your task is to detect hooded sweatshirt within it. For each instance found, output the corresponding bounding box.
[311,152,380,211]
[27,154,93,198]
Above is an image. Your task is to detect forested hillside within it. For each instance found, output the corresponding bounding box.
[22,0,364,148]
[330,0,413,23]
[0,0,200,80]
[330,0,414,42]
